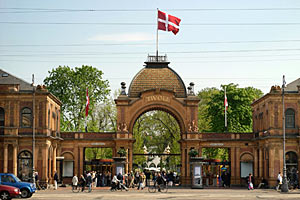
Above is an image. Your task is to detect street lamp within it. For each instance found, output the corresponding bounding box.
[281,75,288,193]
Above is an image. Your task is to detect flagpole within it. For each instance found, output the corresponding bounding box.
[156,8,159,61]
[225,86,227,130]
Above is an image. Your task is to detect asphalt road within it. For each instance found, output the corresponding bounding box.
[30,187,300,200]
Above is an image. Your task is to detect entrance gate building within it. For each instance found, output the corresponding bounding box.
[1,59,300,187]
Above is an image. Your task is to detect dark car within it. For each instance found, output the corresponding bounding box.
[0,173,36,198]
[0,184,21,200]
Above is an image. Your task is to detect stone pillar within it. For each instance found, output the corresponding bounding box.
[42,145,49,182]
[12,144,18,176]
[259,148,263,177]
[79,147,84,176]
[254,148,258,181]
[125,148,129,174]
[3,144,8,173]
[74,145,78,176]
[269,148,275,179]
[230,147,236,184]
[128,147,133,173]
[52,145,57,177]
[236,147,240,184]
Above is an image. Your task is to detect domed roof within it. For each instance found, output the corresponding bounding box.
[128,58,187,98]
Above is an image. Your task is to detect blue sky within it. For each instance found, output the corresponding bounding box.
[1,0,300,94]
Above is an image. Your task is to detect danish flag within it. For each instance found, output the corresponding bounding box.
[158,10,181,35]
[85,88,89,117]
[224,94,228,111]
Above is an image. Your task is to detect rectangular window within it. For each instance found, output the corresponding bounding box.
[63,161,73,177]
[241,162,253,178]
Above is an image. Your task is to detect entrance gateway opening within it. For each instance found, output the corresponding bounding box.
[132,110,181,185]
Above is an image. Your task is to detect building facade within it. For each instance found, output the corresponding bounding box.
[0,62,299,187]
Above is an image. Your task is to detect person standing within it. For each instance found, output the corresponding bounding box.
[53,171,58,190]
[72,174,78,190]
[276,172,282,191]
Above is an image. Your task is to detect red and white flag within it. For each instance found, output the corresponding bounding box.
[224,94,228,111]
[85,88,89,117]
[158,10,181,35]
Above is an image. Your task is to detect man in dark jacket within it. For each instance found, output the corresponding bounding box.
[54,171,58,190]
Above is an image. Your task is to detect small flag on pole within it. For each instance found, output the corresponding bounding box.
[158,10,181,35]
[85,88,89,132]
[224,86,228,129]
[85,88,89,117]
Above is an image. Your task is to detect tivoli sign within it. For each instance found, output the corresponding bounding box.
[145,95,171,103]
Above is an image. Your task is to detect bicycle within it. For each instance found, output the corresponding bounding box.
[148,180,168,193]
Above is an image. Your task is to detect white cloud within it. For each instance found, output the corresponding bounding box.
[88,32,154,42]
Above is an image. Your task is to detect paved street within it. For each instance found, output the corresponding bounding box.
[30,187,300,200]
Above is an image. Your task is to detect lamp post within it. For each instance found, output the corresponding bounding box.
[281,75,288,192]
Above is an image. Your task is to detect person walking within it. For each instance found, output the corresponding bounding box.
[276,172,282,191]
[72,174,78,190]
[79,174,86,192]
[35,172,42,190]
[53,171,58,190]
[87,173,92,192]
[248,173,254,190]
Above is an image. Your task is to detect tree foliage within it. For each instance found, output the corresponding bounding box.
[43,65,110,131]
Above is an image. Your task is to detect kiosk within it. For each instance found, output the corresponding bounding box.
[190,157,204,189]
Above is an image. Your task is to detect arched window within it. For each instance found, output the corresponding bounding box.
[0,107,4,134]
[286,108,295,128]
[286,151,298,181]
[18,150,33,182]
[21,108,32,128]
[240,153,254,178]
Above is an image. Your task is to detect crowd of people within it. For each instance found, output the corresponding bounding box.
[70,169,177,192]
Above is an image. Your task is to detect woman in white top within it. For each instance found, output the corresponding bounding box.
[72,174,79,189]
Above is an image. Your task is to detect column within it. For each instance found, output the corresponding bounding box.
[254,148,258,180]
[269,148,275,179]
[12,144,17,176]
[236,147,240,184]
[259,148,263,177]
[52,145,57,176]
[42,145,49,182]
[125,148,129,174]
[230,147,235,184]
[79,147,84,175]
[3,144,8,173]
[128,147,133,173]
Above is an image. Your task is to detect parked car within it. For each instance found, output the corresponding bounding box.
[0,173,36,198]
[0,184,21,200]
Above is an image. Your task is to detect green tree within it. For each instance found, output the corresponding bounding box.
[43,65,110,131]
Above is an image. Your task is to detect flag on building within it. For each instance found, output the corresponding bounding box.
[158,10,181,35]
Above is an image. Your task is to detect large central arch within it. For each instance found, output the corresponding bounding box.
[114,56,200,185]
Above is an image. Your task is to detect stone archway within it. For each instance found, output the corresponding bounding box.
[114,56,200,185]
